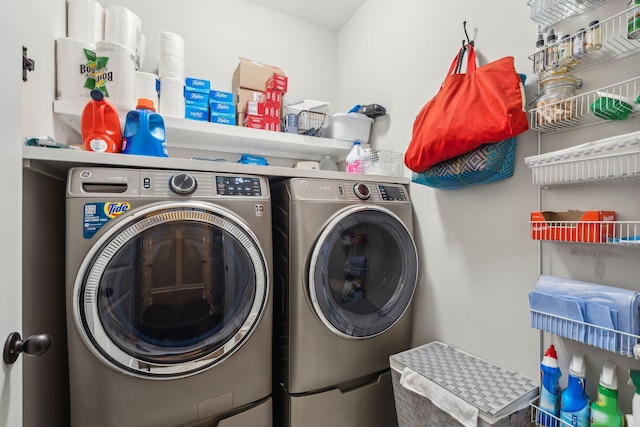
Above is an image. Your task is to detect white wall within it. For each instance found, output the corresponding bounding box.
[338,0,541,381]
[96,0,339,114]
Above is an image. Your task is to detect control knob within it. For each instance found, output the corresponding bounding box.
[169,173,197,195]
[353,183,370,200]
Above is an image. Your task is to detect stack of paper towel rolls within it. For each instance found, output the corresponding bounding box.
[158,31,186,118]
[56,0,103,103]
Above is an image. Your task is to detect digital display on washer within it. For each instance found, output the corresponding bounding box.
[378,185,406,201]
[216,176,262,196]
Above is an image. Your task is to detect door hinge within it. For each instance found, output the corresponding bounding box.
[23,46,35,82]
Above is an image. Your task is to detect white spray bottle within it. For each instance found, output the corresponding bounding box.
[627,369,640,427]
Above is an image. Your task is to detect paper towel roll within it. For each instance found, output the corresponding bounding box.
[158,55,186,80]
[56,37,96,103]
[136,72,159,111]
[104,5,142,70]
[67,0,104,44]
[159,31,185,57]
[159,77,185,118]
[95,41,136,111]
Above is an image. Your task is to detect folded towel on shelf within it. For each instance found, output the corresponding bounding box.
[529,291,586,342]
[533,275,640,353]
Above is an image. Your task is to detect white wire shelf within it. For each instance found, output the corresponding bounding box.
[529,0,609,29]
[529,75,640,133]
[530,220,640,245]
[530,309,640,357]
[529,402,574,427]
[525,130,640,186]
[529,7,640,75]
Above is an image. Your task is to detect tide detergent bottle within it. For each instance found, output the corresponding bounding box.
[81,89,122,153]
[560,351,589,427]
[590,360,624,426]
[122,98,168,157]
[626,369,640,427]
[539,344,561,427]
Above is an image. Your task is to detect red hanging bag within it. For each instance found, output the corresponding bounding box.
[404,45,528,173]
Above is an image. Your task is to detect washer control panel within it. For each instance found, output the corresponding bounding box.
[215,176,262,196]
[293,179,408,203]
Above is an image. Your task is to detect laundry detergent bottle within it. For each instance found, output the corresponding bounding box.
[345,140,365,174]
[590,360,624,427]
[122,98,168,157]
[625,369,640,427]
[560,351,589,427]
[538,344,561,427]
[81,89,122,153]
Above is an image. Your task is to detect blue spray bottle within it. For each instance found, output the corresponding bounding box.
[538,344,561,427]
[560,350,589,427]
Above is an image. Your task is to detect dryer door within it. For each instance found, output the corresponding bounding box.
[308,206,418,339]
[73,202,268,379]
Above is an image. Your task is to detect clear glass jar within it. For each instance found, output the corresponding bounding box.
[572,28,586,60]
[586,20,602,52]
[535,75,583,127]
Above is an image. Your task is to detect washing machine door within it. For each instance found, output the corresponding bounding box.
[308,205,418,339]
[73,202,268,379]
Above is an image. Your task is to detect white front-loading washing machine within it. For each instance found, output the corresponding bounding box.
[65,167,273,427]
[271,178,418,427]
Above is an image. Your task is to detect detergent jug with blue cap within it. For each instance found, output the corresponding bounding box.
[122,98,167,157]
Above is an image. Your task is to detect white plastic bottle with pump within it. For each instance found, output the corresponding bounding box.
[346,140,365,174]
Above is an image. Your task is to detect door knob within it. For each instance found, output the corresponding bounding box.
[3,332,52,365]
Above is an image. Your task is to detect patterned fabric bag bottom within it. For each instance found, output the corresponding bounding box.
[411,137,518,190]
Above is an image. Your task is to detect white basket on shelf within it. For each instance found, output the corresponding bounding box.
[362,149,404,177]
[525,130,640,185]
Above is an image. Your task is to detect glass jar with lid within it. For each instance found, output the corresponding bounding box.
[534,75,583,127]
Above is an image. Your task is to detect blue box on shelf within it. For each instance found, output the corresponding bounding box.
[185,77,211,94]
[210,112,236,126]
[185,105,209,121]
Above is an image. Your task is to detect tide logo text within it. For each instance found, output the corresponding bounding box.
[104,202,131,218]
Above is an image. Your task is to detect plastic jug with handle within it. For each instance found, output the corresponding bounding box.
[81,89,122,153]
[122,98,168,157]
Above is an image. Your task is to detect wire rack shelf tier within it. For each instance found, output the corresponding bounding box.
[529,0,609,29]
[525,130,640,185]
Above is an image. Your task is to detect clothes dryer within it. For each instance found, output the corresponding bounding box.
[271,178,418,427]
[65,167,273,427]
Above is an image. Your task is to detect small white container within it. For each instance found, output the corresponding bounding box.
[326,113,374,143]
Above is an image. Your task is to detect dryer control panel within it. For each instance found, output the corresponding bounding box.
[291,178,409,204]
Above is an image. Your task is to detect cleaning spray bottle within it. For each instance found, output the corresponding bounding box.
[560,351,589,427]
[590,360,624,426]
[539,344,562,427]
[626,369,640,427]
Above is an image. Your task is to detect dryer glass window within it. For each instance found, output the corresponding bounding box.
[85,216,260,366]
[310,208,417,338]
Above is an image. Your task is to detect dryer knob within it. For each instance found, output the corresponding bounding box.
[353,183,370,200]
[169,173,197,195]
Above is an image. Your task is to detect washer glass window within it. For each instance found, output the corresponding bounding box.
[309,207,417,339]
[78,206,267,375]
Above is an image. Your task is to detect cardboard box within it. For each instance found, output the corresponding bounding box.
[243,115,266,129]
[264,88,282,106]
[210,100,236,115]
[232,57,285,92]
[244,101,266,117]
[185,105,209,121]
[530,210,616,243]
[210,112,236,126]
[185,91,209,106]
[209,90,234,104]
[185,77,210,94]
[266,73,288,93]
